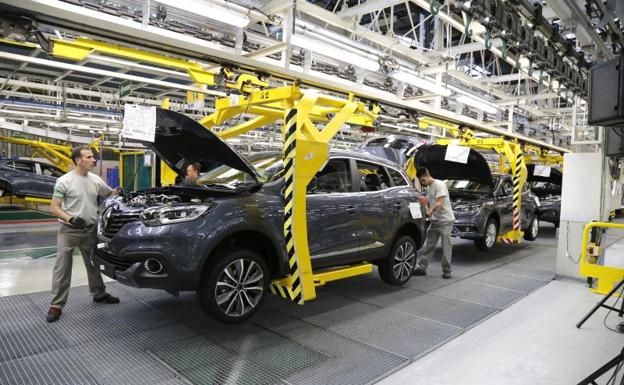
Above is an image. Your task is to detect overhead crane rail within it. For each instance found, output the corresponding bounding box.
[0,11,571,153]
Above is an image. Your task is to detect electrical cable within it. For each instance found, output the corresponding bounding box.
[603,283,624,334]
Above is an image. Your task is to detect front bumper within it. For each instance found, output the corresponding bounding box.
[451,223,482,239]
[91,245,189,291]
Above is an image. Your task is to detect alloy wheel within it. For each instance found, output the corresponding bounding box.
[393,241,416,281]
[214,258,264,317]
[531,217,539,238]
[485,223,497,248]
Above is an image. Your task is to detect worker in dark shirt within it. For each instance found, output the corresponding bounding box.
[183,162,201,185]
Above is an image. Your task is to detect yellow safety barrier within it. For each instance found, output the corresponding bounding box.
[580,221,624,295]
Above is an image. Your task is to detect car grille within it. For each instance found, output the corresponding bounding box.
[102,210,141,238]
[95,248,134,271]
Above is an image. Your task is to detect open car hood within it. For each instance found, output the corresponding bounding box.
[526,164,562,185]
[145,108,263,183]
[414,144,494,189]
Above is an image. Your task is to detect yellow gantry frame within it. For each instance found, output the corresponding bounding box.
[0,135,102,172]
[522,144,564,168]
[579,222,624,295]
[437,134,528,243]
[202,84,379,303]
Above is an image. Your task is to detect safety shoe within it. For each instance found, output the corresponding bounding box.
[93,293,120,304]
[413,269,427,276]
[442,271,452,279]
[46,307,62,323]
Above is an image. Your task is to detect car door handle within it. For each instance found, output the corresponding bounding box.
[393,202,403,209]
[345,206,358,214]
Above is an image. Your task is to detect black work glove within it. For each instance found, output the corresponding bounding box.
[69,217,87,229]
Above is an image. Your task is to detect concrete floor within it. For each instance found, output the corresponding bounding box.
[1,221,622,384]
[379,278,624,385]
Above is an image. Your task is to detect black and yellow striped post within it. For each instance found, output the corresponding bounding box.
[269,108,304,304]
[511,153,523,237]
[497,145,526,244]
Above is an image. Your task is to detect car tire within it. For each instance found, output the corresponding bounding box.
[475,218,498,251]
[523,213,539,241]
[197,247,268,323]
[379,235,416,285]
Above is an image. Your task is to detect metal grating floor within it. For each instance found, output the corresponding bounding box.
[0,244,555,385]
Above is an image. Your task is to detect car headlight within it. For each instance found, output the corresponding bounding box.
[140,205,211,226]
[455,205,480,214]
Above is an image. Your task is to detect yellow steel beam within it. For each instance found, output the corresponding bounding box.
[51,38,216,86]
[312,263,373,286]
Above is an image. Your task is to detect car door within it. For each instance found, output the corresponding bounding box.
[307,158,362,267]
[495,177,514,233]
[38,163,64,198]
[351,159,393,259]
[10,161,38,196]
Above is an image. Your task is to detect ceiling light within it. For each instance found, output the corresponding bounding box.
[390,70,452,97]
[456,95,498,114]
[156,0,250,28]
[291,34,380,72]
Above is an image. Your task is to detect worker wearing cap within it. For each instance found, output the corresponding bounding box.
[46,145,120,323]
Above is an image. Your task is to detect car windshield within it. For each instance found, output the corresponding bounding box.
[446,179,492,194]
[529,181,561,196]
[196,154,282,187]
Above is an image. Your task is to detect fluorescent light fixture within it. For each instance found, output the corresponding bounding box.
[291,34,380,72]
[390,70,452,97]
[156,0,250,28]
[456,95,498,114]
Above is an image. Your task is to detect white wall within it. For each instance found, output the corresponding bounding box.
[556,152,605,278]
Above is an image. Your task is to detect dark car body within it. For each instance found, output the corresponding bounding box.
[93,108,425,321]
[357,134,428,166]
[415,144,540,249]
[0,158,64,198]
[527,164,562,227]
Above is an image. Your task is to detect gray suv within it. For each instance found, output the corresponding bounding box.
[93,108,425,323]
[415,144,540,250]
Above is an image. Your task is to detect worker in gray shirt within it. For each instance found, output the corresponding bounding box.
[414,167,455,279]
[46,145,120,322]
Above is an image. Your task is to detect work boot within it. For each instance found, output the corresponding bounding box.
[93,293,120,304]
[442,271,452,279]
[46,307,62,323]
[413,269,427,276]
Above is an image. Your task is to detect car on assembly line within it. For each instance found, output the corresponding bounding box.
[526,164,562,227]
[414,144,540,250]
[93,108,426,323]
[0,158,64,199]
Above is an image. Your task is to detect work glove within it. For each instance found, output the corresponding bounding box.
[69,217,87,229]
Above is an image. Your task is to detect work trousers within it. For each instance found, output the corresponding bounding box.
[416,220,454,273]
[50,224,106,309]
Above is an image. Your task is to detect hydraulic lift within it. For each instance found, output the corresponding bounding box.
[201,84,380,303]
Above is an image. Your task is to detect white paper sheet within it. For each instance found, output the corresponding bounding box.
[534,165,552,177]
[409,202,422,219]
[122,104,156,142]
[444,144,470,164]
